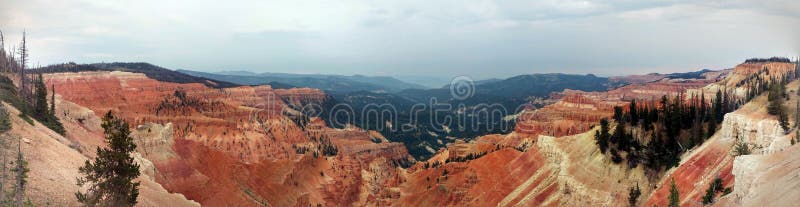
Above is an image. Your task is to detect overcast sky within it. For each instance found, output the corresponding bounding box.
[1,0,798,79]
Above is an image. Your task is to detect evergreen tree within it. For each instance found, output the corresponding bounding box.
[50,84,55,116]
[12,141,28,207]
[707,118,717,138]
[630,99,638,126]
[714,90,723,122]
[702,177,724,205]
[613,106,624,123]
[669,178,680,207]
[779,109,790,133]
[767,83,785,116]
[33,74,48,117]
[595,119,610,153]
[76,111,141,207]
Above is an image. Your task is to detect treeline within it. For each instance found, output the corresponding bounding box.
[0,31,65,135]
[596,90,741,174]
[596,63,798,176]
[744,57,791,63]
[34,62,240,88]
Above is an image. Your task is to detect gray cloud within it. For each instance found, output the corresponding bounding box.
[1,0,798,79]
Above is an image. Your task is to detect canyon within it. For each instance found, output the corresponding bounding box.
[2,60,797,206]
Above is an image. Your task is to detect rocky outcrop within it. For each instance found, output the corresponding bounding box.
[514,92,621,139]
[720,144,800,206]
[720,113,791,154]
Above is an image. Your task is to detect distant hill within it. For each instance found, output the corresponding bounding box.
[394,75,453,88]
[36,62,239,88]
[400,73,611,108]
[328,73,612,159]
[177,69,427,92]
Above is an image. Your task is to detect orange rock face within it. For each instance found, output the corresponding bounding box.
[515,92,622,139]
[45,71,413,206]
[514,72,721,142]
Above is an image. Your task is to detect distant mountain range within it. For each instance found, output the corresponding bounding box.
[177,69,427,93]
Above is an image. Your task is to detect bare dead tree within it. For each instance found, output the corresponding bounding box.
[17,31,28,101]
[0,30,6,73]
[0,30,4,53]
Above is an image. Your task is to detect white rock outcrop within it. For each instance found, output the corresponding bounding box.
[719,113,790,154]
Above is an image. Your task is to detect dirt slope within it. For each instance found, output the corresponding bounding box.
[0,102,198,206]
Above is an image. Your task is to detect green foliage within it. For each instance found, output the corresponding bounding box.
[33,74,47,118]
[12,143,30,207]
[702,177,724,205]
[765,81,791,133]
[76,111,140,207]
[0,74,64,135]
[669,178,680,207]
[595,119,610,153]
[795,100,800,128]
[32,74,65,135]
[0,107,11,132]
[17,114,32,126]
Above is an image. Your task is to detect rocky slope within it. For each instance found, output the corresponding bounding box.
[0,101,199,207]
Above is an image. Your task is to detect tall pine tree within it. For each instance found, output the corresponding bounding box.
[76,111,140,207]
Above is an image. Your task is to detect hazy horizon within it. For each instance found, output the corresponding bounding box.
[2,0,799,80]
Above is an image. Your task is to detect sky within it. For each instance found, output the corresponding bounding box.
[1,0,799,80]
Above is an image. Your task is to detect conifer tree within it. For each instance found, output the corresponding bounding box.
[630,99,638,126]
[595,119,610,153]
[669,178,680,207]
[76,111,140,207]
[50,84,55,116]
[33,73,47,117]
[13,141,28,207]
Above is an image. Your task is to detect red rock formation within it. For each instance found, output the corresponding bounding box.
[40,61,797,206]
[45,71,413,206]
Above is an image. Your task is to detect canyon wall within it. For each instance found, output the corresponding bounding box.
[44,71,414,206]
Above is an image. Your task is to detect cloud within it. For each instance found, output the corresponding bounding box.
[0,0,797,78]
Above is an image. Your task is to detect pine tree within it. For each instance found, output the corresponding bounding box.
[714,90,723,122]
[668,178,680,207]
[33,73,48,117]
[767,83,785,116]
[779,109,790,133]
[595,119,610,153]
[76,111,141,207]
[795,100,800,129]
[50,84,55,116]
[12,141,29,207]
[630,99,638,126]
